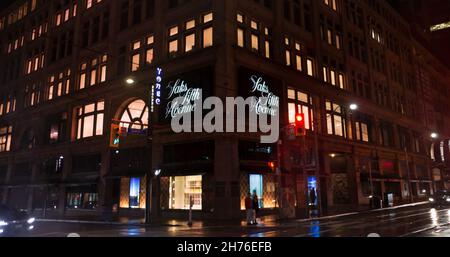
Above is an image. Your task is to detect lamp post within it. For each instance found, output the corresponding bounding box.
[311,102,358,217]
[125,75,158,225]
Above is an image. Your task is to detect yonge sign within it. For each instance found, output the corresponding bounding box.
[164,73,280,143]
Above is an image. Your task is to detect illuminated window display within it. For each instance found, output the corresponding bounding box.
[66,192,98,209]
[169,175,202,210]
[119,177,146,209]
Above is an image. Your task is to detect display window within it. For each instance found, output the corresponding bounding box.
[168,175,202,210]
[119,177,146,209]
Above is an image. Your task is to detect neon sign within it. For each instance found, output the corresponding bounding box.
[155,67,162,106]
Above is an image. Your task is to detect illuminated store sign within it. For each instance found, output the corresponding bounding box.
[164,79,202,119]
[151,67,163,113]
[249,75,280,117]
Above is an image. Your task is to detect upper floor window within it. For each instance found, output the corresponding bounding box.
[0,126,12,152]
[47,69,71,101]
[326,100,346,138]
[78,55,107,90]
[86,0,103,9]
[130,35,154,71]
[236,13,272,59]
[288,89,314,130]
[76,100,105,140]
[324,0,338,11]
[168,12,214,58]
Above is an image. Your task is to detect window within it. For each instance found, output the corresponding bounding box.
[76,101,105,139]
[326,100,346,138]
[168,175,202,210]
[288,88,314,130]
[249,174,264,208]
[66,192,98,209]
[324,0,338,11]
[0,97,17,116]
[306,58,314,76]
[185,33,195,52]
[47,68,71,101]
[236,14,271,59]
[285,37,304,71]
[48,113,68,144]
[120,177,146,209]
[354,121,370,142]
[77,55,107,90]
[202,27,213,48]
[0,126,12,152]
[120,99,149,130]
[24,83,41,108]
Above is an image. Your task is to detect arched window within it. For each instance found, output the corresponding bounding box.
[120,100,149,130]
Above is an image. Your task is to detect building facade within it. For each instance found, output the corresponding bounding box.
[0,0,449,221]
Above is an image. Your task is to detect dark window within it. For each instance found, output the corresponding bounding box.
[72,154,102,173]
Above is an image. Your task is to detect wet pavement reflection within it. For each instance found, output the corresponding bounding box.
[11,205,450,237]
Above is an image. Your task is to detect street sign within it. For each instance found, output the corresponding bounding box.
[127,128,148,135]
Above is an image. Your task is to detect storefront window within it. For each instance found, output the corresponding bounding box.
[129,177,141,208]
[119,177,146,209]
[169,175,202,210]
[66,192,98,209]
[249,174,264,208]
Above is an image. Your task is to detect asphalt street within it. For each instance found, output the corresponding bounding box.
[9,204,450,237]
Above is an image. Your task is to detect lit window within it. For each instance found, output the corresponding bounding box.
[76,100,105,139]
[168,175,202,210]
[186,19,196,30]
[306,59,314,77]
[237,28,244,47]
[0,126,12,152]
[169,39,178,54]
[169,26,179,36]
[131,54,140,71]
[202,27,213,48]
[185,33,195,52]
[251,34,259,52]
[203,13,213,23]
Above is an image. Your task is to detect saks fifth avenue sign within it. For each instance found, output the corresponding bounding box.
[165,74,280,143]
[165,79,202,119]
[249,75,280,117]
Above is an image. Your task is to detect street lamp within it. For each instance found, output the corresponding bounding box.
[122,75,157,224]
[311,102,358,217]
[431,132,439,139]
[125,78,136,85]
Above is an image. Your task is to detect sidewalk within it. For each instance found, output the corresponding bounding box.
[36,201,429,228]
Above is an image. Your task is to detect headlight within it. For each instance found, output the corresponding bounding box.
[429,198,435,202]
[27,217,35,224]
[0,220,8,226]
[446,198,450,202]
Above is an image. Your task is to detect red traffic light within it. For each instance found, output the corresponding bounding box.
[295,113,306,137]
[268,161,276,170]
[296,114,304,123]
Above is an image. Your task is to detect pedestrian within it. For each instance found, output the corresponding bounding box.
[245,193,253,225]
[252,190,260,225]
[309,187,317,207]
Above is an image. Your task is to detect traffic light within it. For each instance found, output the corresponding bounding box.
[110,123,121,148]
[295,113,307,137]
[268,161,276,172]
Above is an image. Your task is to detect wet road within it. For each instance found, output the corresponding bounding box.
[11,205,450,237]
